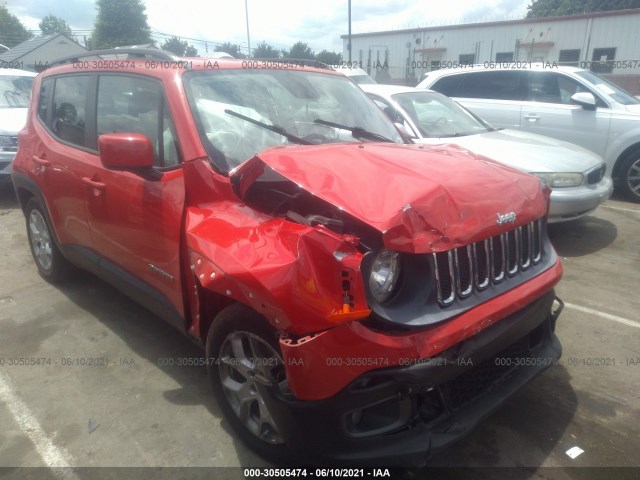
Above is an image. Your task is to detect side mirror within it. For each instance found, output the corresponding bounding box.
[570,92,597,111]
[98,133,154,169]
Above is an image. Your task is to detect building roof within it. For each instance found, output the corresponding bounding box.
[340,8,640,39]
[0,34,86,62]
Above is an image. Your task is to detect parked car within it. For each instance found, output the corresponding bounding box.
[0,68,37,184]
[417,64,640,202]
[334,65,377,84]
[13,49,563,466]
[362,84,612,223]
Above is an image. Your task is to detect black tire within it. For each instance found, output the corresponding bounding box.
[25,197,73,282]
[206,303,294,463]
[618,152,640,202]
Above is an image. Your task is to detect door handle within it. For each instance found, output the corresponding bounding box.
[81,177,106,195]
[32,155,50,167]
[524,114,540,122]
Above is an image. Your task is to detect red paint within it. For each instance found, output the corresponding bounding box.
[13,58,562,409]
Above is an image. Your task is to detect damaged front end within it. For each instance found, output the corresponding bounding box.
[182,141,564,464]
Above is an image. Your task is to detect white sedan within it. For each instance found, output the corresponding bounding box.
[362,84,613,223]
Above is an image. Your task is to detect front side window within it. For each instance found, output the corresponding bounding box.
[183,69,402,172]
[52,76,89,147]
[97,75,179,167]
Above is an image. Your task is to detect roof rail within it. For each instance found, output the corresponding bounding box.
[250,58,330,70]
[50,48,180,67]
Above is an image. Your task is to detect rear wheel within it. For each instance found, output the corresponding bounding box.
[619,152,640,202]
[25,197,72,282]
[206,304,292,462]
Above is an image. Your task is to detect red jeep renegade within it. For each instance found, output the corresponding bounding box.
[12,49,563,466]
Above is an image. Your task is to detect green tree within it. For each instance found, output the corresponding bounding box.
[252,41,280,58]
[0,5,33,48]
[39,14,73,37]
[526,0,640,18]
[214,42,246,59]
[92,0,151,49]
[283,41,315,60]
[316,50,342,66]
[161,36,198,56]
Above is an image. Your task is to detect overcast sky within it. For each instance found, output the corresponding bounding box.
[6,0,531,54]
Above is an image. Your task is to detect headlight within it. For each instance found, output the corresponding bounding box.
[532,172,584,188]
[368,249,401,303]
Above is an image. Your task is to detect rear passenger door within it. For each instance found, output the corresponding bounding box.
[433,71,526,130]
[520,71,612,157]
[86,74,186,325]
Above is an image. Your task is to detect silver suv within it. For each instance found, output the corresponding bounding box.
[418,65,640,202]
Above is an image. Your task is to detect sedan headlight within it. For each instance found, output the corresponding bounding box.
[368,249,401,303]
[532,172,584,188]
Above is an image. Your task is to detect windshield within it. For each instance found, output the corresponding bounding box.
[0,75,34,108]
[576,71,639,105]
[392,91,492,138]
[183,69,401,172]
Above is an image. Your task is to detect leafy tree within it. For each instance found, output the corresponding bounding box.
[252,41,280,58]
[39,15,73,37]
[92,0,151,49]
[527,0,640,18]
[316,50,342,65]
[283,41,315,60]
[161,36,198,56]
[214,42,246,59]
[0,5,33,48]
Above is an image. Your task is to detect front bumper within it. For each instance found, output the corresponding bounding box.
[548,176,613,222]
[266,290,563,466]
[0,150,16,181]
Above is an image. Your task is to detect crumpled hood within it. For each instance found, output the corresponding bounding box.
[421,128,604,173]
[232,143,549,253]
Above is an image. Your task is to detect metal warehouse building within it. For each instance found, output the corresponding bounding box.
[341,8,640,93]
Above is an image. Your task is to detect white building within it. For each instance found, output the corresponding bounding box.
[341,8,640,93]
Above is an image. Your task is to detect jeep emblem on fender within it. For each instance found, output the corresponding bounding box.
[496,212,517,225]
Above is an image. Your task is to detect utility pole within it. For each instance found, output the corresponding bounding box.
[348,0,352,62]
[245,0,251,57]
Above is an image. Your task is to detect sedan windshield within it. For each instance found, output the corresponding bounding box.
[391,91,493,138]
[184,69,402,172]
[575,70,639,105]
[0,75,34,108]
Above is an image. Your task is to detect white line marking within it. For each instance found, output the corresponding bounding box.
[565,302,640,329]
[601,204,640,214]
[0,370,79,479]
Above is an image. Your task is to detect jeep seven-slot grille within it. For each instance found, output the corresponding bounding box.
[433,219,543,306]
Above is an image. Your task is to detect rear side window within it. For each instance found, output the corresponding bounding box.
[52,76,89,147]
[430,75,464,96]
[37,78,54,123]
[97,75,179,168]
[434,71,526,101]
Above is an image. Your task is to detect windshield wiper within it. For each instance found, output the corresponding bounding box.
[224,109,312,145]
[313,119,393,143]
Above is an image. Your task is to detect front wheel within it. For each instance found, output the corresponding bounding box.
[206,304,293,462]
[619,153,640,202]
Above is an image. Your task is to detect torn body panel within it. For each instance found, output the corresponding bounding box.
[185,202,370,337]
